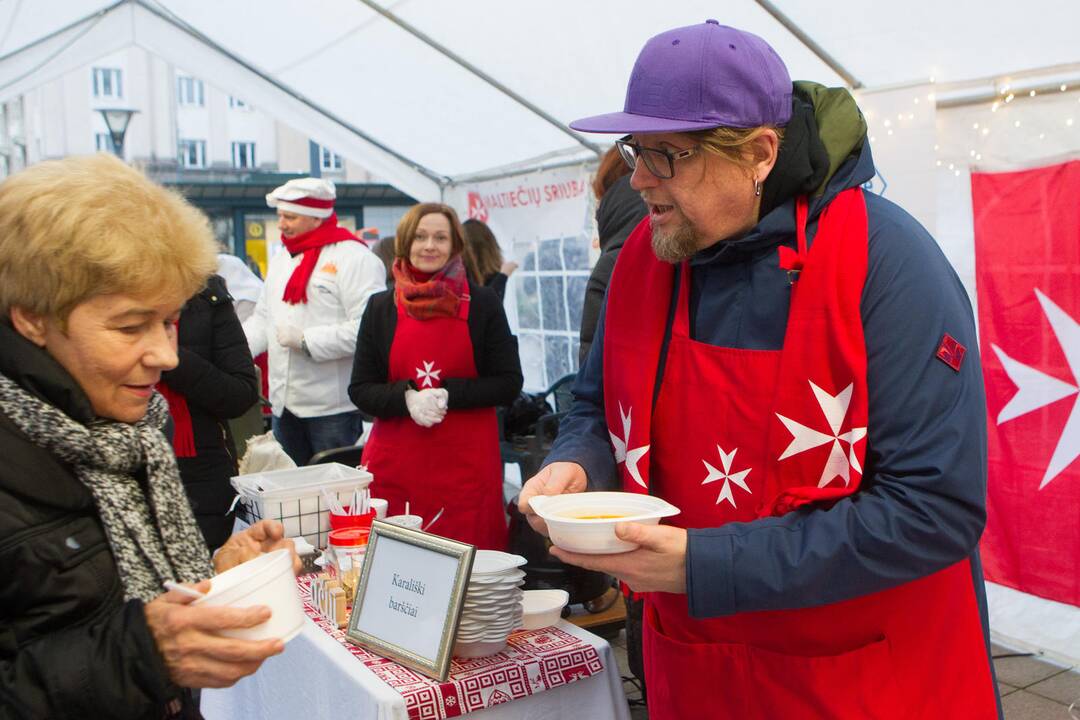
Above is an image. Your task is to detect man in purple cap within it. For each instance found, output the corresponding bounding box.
[519,21,999,720]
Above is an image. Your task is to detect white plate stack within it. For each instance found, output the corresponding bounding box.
[453,550,527,658]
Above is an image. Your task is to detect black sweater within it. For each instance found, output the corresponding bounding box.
[349,283,523,418]
[161,274,258,549]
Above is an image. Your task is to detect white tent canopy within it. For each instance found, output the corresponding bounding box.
[1,0,1077,200]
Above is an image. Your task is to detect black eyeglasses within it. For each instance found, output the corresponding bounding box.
[614,135,700,179]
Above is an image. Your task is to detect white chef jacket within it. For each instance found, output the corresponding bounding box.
[244,240,386,418]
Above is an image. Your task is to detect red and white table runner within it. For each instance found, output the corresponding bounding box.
[298,576,605,719]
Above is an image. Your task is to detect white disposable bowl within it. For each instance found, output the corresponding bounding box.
[194,549,304,642]
[370,498,389,519]
[528,492,680,554]
[521,589,569,630]
[384,514,422,530]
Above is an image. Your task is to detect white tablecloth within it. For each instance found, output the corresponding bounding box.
[202,619,631,720]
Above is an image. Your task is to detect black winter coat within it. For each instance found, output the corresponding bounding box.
[578,176,648,366]
[161,275,258,550]
[348,282,522,418]
[0,322,193,719]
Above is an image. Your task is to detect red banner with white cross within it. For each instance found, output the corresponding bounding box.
[973,159,1080,607]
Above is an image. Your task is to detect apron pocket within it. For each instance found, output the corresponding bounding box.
[746,635,905,720]
[643,603,904,720]
[642,604,752,720]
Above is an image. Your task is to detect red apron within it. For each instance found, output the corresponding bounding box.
[604,189,997,719]
[360,296,507,550]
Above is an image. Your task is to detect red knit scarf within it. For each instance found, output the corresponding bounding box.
[392,255,469,320]
[157,319,195,458]
[281,213,360,304]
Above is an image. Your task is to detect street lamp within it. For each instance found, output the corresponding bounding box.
[97,108,138,159]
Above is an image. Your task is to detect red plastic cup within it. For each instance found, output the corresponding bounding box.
[328,509,376,532]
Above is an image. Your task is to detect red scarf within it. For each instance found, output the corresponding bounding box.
[281,213,360,304]
[392,255,469,320]
[157,319,195,458]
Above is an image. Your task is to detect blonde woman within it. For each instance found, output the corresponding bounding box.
[462,218,517,301]
[0,154,297,718]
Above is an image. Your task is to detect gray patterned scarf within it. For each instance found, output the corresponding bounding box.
[0,374,213,601]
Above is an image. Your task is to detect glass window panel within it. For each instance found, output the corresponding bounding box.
[544,336,571,386]
[567,275,588,332]
[540,276,566,331]
[515,276,540,329]
[539,238,563,271]
[571,340,581,372]
[562,236,591,271]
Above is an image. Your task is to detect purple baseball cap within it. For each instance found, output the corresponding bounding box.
[571,20,792,134]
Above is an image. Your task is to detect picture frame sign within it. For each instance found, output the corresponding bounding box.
[345,519,475,681]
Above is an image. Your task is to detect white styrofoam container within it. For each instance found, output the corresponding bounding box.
[230,464,373,549]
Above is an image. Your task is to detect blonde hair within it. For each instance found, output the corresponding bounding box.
[462,219,503,279]
[0,153,217,321]
[687,125,786,174]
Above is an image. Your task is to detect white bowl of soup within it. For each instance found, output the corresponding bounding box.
[527,492,680,554]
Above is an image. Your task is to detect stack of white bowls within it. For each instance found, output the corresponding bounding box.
[453,550,527,658]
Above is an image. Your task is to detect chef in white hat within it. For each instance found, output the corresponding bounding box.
[243,177,386,464]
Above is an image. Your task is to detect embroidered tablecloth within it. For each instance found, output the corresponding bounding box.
[299,576,605,719]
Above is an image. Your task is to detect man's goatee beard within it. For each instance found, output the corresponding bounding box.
[651,221,699,263]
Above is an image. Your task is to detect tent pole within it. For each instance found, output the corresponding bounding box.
[353,0,602,158]
[751,0,863,89]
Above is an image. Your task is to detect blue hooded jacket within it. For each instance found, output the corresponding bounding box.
[545,91,992,638]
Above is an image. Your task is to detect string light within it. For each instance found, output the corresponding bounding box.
[1062,84,1069,92]
[1068,118,1075,127]
[1029,90,1037,97]
[1005,93,1015,103]
[1014,120,1021,127]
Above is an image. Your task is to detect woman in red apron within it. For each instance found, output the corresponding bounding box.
[349,203,522,550]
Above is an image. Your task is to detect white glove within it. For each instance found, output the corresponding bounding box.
[405,388,448,428]
[429,388,448,411]
[276,325,303,350]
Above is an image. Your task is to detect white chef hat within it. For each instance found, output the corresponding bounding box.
[265,177,336,218]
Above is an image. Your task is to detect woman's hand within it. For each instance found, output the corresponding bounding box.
[518,462,587,536]
[213,520,300,575]
[500,260,519,277]
[550,523,688,594]
[405,388,447,427]
[144,581,285,689]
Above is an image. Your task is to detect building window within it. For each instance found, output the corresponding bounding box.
[178,139,207,168]
[92,68,123,99]
[228,96,250,110]
[320,145,343,171]
[231,141,256,169]
[94,132,115,153]
[176,75,205,107]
